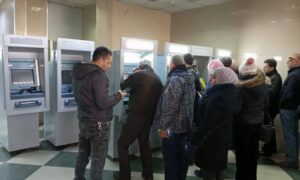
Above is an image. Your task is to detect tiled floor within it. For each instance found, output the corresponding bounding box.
[0,141,299,180]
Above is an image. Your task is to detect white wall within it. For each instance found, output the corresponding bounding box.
[48,2,82,40]
[0,0,15,36]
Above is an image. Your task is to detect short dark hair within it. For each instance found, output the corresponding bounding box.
[220,57,232,67]
[183,53,194,65]
[264,59,277,68]
[92,46,112,62]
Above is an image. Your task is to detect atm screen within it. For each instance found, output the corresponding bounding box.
[61,70,73,85]
[11,69,35,85]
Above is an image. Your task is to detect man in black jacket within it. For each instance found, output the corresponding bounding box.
[73,46,126,180]
[115,61,163,180]
[279,54,300,169]
[262,59,282,156]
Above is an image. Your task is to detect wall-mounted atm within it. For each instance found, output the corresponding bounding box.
[0,34,49,152]
[157,43,191,84]
[158,43,213,83]
[107,37,162,159]
[44,38,94,146]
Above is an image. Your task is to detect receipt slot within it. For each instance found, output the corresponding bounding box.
[44,38,94,146]
[0,34,49,152]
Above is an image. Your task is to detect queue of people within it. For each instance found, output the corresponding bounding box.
[72,46,300,180]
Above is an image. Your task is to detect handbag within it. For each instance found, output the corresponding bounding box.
[259,110,275,143]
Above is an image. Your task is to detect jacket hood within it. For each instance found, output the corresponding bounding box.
[237,69,265,88]
[73,63,102,80]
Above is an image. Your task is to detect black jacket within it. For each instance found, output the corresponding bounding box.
[280,66,300,110]
[73,63,121,122]
[236,70,268,125]
[121,68,163,127]
[192,84,239,171]
[266,70,282,118]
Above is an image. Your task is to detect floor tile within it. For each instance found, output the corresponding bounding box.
[26,166,75,180]
[45,152,77,168]
[7,150,59,166]
[0,163,40,180]
[104,159,119,171]
[227,150,236,163]
[62,145,79,152]
[0,147,12,162]
[131,157,164,173]
[257,165,293,180]
[282,167,300,180]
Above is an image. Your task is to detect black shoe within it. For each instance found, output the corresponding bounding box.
[194,169,204,178]
[113,172,121,180]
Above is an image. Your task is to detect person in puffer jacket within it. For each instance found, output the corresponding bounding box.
[154,55,195,180]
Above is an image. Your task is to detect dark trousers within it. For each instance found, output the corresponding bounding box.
[203,170,224,180]
[162,133,189,180]
[233,123,260,180]
[74,121,110,180]
[118,120,153,180]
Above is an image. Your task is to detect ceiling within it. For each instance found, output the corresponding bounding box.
[119,0,232,12]
[47,0,96,8]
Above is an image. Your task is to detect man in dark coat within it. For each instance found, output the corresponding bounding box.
[279,54,300,169]
[115,61,163,180]
[262,59,282,156]
[192,67,239,180]
[73,46,126,180]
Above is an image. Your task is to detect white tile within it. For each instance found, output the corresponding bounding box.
[26,166,74,180]
[7,150,59,166]
[187,164,199,176]
[152,150,163,158]
[257,165,293,180]
[62,145,78,153]
[228,150,236,163]
[104,159,119,171]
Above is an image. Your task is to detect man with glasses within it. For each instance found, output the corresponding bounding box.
[279,53,300,169]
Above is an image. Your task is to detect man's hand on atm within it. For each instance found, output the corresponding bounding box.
[118,90,127,100]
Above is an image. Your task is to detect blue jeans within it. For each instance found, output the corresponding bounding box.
[280,109,299,163]
[74,121,110,180]
[162,132,189,180]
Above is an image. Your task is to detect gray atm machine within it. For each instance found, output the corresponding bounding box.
[0,34,49,152]
[44,38,94,146]
[107,37,161,159]
[157,43,213,83]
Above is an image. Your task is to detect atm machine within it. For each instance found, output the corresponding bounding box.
[44,38,94,146]
[157,43,213,83]
[192,45,214,80]
[107,37,162,159]
[0,34,49,152]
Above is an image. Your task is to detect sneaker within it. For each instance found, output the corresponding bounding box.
[279,161,299,169]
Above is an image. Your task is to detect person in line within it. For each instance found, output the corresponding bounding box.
[278,54,300,169]
[73,46,126,180]
[261,59,282,156]
[233,58,268,180]
[154,55,195,180]
[192,67,239,180]
[114,61,163,180]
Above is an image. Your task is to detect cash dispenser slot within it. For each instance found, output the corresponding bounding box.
[15,100,42,108]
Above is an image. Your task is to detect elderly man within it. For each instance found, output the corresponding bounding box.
[115,61,163,180]
[154,55,196,180]
[279,53,300,169]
